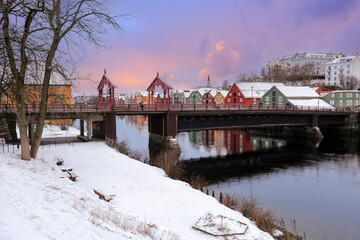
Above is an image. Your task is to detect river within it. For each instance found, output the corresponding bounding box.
[112,115,360,240]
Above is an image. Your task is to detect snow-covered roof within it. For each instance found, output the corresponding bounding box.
[276,86,320,98]
[215,90,229,98]
[24,66,72,85]
[328,56,356,64]
[236,82,285,98]
[267,52,344,65]
[289,99,334,108]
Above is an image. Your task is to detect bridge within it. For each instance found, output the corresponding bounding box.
[1,102,356,142]
[1,71,358,142]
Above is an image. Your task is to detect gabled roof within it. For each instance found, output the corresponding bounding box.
[215,90,229,98]
[147,72,173,92]
[97,69,117,90]
[235,82,285,98]
[276,86,320,98]
[288,99,334,108]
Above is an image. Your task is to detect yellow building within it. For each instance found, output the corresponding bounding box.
[0,67,73,127]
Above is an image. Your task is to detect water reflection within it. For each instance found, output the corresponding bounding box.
[113,115,360,240]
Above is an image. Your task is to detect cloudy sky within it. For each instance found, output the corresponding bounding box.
[75,0,360,94]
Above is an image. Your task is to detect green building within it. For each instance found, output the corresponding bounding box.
[322,90,360,109]
[258,85,332,109]
[187,90,203,104]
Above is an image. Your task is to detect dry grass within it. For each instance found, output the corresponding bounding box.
[214,195,303,240]
[151,151,184,180]
[188,174,207,190]
[72,198,180,240]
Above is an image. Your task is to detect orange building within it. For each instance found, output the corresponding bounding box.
[214,91,228,107]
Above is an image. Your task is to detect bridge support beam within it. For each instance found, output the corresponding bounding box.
[105,112,116,140]
[148,113,177,137]
[91,112,116,140]
[311,115,318,128]
[86,120,92,140]
[80,120,85,137]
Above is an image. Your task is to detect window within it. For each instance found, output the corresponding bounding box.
[58,86,65,89]
[58,94,66,100]
[331,93,335,98]
[272,91,276,96]
[240,98,243,102]
[278,96,283,102]
[37,95,41,100]
[233,98,236,103]
[334,71,337,75]
[328,66,331,70]
[330,100,334,105]
[347,64,350,68]
[356,93,359,98]
[339,100,343,106]
[339,93,343,98]
[346,100,353,106]
[334,66,337,70]
[233,92,236,97]
[265,96,269,101]
[229,93,232,96]
[227,98,230,103]
[334,77,337,81]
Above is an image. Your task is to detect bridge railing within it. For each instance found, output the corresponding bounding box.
[1,103,358,114]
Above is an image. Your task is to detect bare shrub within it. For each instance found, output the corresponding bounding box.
[152,151,184,180]
[234,197,277,235]
[188,174,207,190]
[117,140,131,155]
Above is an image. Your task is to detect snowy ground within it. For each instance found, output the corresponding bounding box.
[1,128,274,240]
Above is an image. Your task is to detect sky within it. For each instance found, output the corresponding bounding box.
[74,0,360,94]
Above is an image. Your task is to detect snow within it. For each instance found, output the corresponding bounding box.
[16,124,81,139]
[276,86,320,98]
[0,129,274,239]
[288,99,334,108]
[235,82,285,98]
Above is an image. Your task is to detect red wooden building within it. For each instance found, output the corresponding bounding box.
[97,69,117,109]
[147,72,173,109]
[225,82,285,107]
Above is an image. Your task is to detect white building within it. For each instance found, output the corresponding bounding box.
[325,53,360,89]
[266,52,344,75]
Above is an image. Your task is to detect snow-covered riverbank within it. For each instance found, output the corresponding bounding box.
[1,127,274,239]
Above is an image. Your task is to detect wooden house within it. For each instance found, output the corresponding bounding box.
[322,90,360,109]
[225,82,284,107]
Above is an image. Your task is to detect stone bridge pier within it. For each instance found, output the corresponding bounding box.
[79,112,116,141]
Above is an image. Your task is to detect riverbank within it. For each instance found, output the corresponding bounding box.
[0,140,274,239]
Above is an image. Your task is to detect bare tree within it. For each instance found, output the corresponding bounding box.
[0,0,123,160]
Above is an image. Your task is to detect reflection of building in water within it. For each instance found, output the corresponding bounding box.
[224,130,253,154]
[124,115,148,131]
[189,131,203,145]
[201,130,215,147]
[251,136,286,151]
[214,130,227,155]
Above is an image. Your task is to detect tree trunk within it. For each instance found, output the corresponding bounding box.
[18,121,31,160]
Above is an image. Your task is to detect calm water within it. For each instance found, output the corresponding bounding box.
[113,115,360,240]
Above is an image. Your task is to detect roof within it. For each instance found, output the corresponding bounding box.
[215,90,229,98]
[328,56,356,64]
[24,64,72,86]
[288,99,334,108]
[97,70,117,90]
[276,86,320,98]
[197,88,217,97]
[147,72,173,92]
[235,82,285,98]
